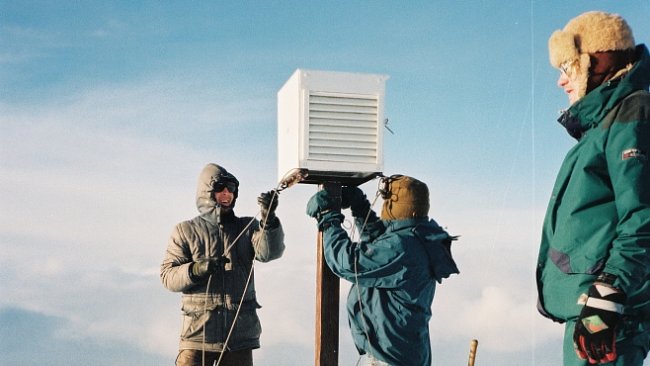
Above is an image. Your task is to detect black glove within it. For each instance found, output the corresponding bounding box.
[258,190,279,228]
[341,186,372,218]
[573,274,626,364]
[190,257,229,281]
[306,190,343,230]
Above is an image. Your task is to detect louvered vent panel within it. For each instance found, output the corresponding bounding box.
[308,92,379,163]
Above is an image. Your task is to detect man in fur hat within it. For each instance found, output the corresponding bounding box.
[536,11,650,365]
[306,175,459,366]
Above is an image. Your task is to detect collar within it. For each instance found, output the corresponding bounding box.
[383,217,430,231]
[200,208,235,226]
[559,45,650,141]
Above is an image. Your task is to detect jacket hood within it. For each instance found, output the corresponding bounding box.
[560,44,650,139]
[386,218,460,283]
[380,175,430,220]
[195,163,239,221]
[413,219,460,283]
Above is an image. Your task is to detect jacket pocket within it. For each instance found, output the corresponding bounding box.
[229,300,262,343]
[180,305,210,340]
[180,295,224,342]
[548,247,606,274]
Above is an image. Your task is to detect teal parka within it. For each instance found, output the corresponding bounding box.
[161,164,285,352]
[536,45,650,323]
[323,212,459,366]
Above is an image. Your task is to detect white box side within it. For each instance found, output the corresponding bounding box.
[277,69,388,182]
[277,70,302,182]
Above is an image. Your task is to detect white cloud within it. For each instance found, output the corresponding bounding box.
[0,67,563,366]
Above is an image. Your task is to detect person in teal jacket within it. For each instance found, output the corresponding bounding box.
[306,175,459,366]
[537,11,650,366]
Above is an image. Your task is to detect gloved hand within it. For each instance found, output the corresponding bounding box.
[190,257,230,281]
[341,186,371,217]
[258,190,279,228]
[573,274,626,364]
[306,190,343,229]
[306,190,335,219]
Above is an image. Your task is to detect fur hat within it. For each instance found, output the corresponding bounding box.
[548,11,635,100]
[380,175,430,220]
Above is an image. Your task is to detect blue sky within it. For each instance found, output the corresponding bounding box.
[1,1,649,365]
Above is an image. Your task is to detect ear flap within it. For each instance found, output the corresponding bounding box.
[548,30,579,68]
[575,53,591,99]
[548,30,591,100]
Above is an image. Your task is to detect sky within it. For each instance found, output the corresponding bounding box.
[1,1,649,365]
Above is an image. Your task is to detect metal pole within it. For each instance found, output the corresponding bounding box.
[315,183,341,366]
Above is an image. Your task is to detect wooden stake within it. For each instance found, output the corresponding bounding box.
[315,183,341,366]
[468,339,478,366]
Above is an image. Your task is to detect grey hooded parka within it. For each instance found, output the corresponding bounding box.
[161,163,285,352]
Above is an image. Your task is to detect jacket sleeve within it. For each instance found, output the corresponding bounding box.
[323,221,406,288]
[604,95,650,297]
[160,223,195,292]
[353,210,384,243]
[251,219,285,262]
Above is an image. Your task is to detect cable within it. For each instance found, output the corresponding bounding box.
[216,192,276,366]
[347,184,383,364]
[203,275,213,366]
[215,254,256,366]
[209,169,305,366]
[277,168,309,192]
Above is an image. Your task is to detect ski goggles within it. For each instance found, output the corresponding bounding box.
[213,181,238,193]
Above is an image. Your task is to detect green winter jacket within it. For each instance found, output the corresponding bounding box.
[536,45,650,323]
[323,214,459,366]
[160,164,285,352]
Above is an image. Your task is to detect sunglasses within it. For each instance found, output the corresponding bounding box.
[213,181,237,193]
[560,61,576,77]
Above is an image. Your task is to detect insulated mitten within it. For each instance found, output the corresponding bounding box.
[190,257,229,281]
[306,190,343,230]
[190,258,217,281]
[306,190,334,219]
[258,190,279,228]
[341,186,372,218]
[573,274,626,364]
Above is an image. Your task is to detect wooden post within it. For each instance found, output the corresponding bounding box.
[468,339,478,366]
[315,183,341,366]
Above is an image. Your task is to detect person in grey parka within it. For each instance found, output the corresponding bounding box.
[161,163,285,366]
